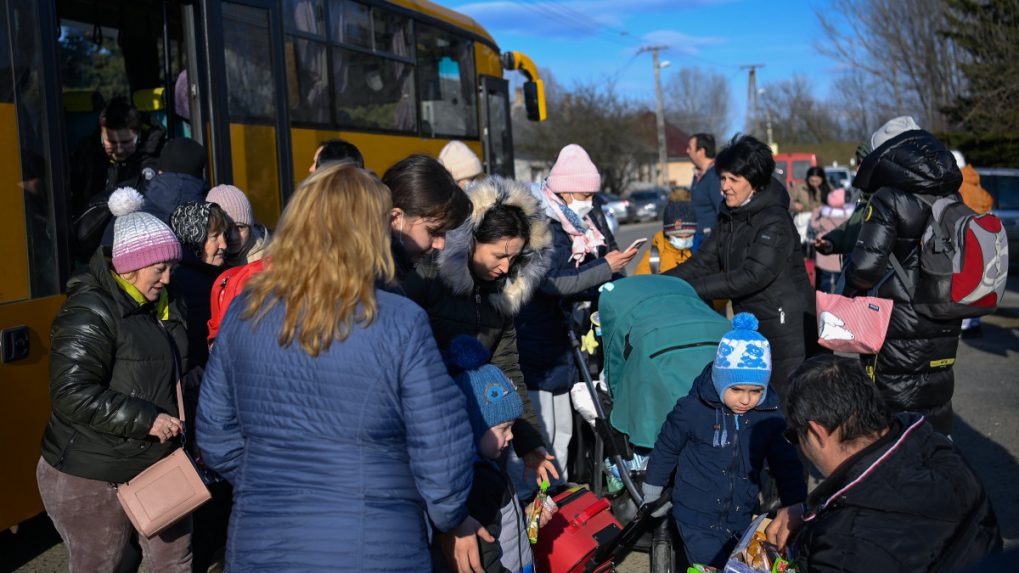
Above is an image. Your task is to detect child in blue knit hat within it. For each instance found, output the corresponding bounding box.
[641,313,806,568]
[445,336,545,573]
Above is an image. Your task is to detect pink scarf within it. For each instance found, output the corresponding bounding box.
[542,185,606,266]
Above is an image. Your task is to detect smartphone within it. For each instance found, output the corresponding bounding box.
[626,238,648,252]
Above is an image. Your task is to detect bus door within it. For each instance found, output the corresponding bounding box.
[0,0,71,530]
[480,75,513,178]
[201,0,293,222]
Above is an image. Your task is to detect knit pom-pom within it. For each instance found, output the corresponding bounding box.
[108,187,145,217]
[447,335,491,371]
[732,312,759,332]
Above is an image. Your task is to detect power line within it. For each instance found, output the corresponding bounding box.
[510,0,639,48]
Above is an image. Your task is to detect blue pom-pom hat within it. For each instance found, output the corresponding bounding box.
[446,336,523,441]
[711,312,772,402]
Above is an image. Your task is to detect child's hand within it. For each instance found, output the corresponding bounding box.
[522,447,559,486]
[537,496,558,528]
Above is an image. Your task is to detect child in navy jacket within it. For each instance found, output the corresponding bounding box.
[642,313,806,568]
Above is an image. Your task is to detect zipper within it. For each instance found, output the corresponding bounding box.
[649,340,718,359]
[473,286,482,331]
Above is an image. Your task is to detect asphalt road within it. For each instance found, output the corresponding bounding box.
[4,221,1017,572]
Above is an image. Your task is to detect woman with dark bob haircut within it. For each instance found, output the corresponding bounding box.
[667,135,813,402]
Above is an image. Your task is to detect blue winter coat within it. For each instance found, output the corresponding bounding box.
[197,290,475,572]
[691,167,722,241]
[644,363,806,567]
[515,219,612,394]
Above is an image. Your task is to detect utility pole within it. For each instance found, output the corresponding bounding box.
[741,64,765,136]
[639,45,669,189]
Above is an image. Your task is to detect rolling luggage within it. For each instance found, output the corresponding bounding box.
[532,486,621,573]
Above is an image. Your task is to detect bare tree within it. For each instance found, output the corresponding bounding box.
[514,78,654,195]
[760,75,843,144]
[663,67,732,138]
[815,0,964,132]
[827,69,903,141]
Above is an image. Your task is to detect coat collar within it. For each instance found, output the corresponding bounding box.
[803,413,926,521]
[436,177,553,316]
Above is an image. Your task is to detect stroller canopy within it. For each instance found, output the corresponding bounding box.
[600,275,730,448]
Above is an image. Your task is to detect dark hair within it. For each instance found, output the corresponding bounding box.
[475,204,530,246]
[382,154,470,234]
[807,164,831,199]
[691,133,716,159]
[99,97,141,132]
[785,355,893,444]
[317,139,365,169]
[207,203,229,236]
[714,134,775,191]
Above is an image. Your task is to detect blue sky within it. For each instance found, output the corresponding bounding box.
[436,0,840,136]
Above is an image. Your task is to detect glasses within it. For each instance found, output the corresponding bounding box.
[783,427,800,446]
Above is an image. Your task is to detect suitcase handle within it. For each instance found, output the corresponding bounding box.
[569,498,611,530]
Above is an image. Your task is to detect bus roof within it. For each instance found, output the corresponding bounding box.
[390,0,498,48]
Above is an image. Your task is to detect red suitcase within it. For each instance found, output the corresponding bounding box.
[532,486,622,573]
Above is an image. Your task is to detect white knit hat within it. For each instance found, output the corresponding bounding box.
[207,184,253,226]
[438,140,483,182]
[871,116,921,151]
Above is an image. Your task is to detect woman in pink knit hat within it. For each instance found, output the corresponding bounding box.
[207,184,271,266]
[37,187,193,571]
[513,144,639,492]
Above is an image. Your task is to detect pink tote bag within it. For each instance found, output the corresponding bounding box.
[816,291,894,354]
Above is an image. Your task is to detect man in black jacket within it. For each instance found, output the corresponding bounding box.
[766,356,1001,572]
[844,116,964,435]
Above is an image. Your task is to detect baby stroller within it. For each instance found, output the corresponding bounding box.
[570,274,730,571]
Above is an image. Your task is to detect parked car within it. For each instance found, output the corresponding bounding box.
[825,165,853,190]
[627,190,667,222]
[598,192,633,224]
[976,167,1019,266]
[601,203,620,236]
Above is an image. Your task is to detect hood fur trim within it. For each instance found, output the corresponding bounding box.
[438,176,553,316]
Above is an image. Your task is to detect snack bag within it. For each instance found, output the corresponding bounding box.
[527,480,550,544]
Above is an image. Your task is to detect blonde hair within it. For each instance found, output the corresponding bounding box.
[243,162,395,357]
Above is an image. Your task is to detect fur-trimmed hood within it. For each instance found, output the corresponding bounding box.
[437,176,553,316]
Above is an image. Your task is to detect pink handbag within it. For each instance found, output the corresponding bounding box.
[117,443,211,537]
[815,291,894,354]
[117,324,211,538]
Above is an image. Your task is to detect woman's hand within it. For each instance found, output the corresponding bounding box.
[437,515,495,573]
[813,237,833,255]
[522,447,559,486]
[147,413,183,444]
[604,249,636,274]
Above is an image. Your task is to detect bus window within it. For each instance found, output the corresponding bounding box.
[417,24,477,138]
[284,0,326,38]
[286,37,329,124]
[372,7,412,57]
[223,6,276,123]
[332,48,416,132]
[330,0,371,48]
[7,0,60,299]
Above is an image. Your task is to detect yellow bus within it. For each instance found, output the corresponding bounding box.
[0,0,546,532]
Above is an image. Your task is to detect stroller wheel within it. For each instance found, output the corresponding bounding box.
[649,517,678,573]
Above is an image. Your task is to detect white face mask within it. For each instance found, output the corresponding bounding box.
[668,235,694,250]
[568,199,594,219]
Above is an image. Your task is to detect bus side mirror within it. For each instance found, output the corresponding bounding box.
[523,80,546,122]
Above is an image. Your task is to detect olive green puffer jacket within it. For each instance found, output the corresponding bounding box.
[41,248,189,483]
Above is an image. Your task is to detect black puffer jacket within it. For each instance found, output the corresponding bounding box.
[667,178,813,397]
[41,248,189,483]
[846,129,963,434]
[402,177,553,457]
[171,250,223,370]
[795,413,1001,572]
